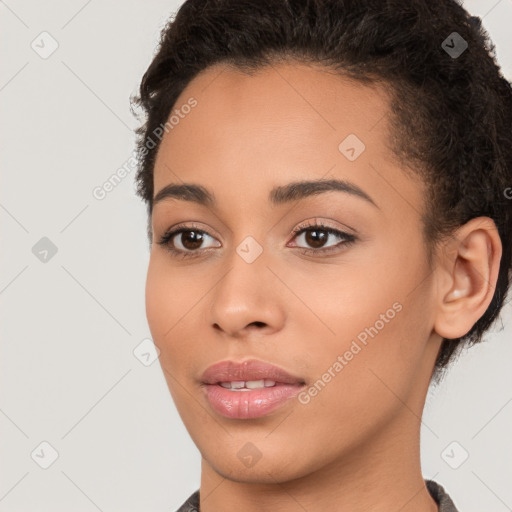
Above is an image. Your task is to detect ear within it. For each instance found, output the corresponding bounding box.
[433,217,502,340]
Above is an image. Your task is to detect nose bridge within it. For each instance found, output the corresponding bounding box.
[216,197,274,266]
[216,231,271,303]
[208,230,285,336]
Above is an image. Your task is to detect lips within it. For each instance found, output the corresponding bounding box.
[201,359,305,386]
[200,359,306,419]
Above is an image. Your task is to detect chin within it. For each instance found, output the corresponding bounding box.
[209,461,306,485]
[202,443,319,485]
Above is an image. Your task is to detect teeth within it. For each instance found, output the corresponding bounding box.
[219,379,277,390]
[245,379,265,389]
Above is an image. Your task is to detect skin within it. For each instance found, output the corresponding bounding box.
[145,61,502,512]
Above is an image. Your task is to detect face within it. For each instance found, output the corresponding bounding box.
[146,61,443,483]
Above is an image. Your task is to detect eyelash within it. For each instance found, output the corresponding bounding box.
[157,220,357,260]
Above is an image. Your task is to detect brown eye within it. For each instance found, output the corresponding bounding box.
[175,230,205,251]
[302,229,329,249]
[292,225,355,251]
[157,224,221,258]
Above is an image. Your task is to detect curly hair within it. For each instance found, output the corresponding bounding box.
[130,0,512,381]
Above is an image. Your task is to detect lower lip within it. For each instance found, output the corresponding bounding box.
[203,383,304,419]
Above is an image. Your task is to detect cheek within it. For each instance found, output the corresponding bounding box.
[289,295,430,459]
[145,256,170,342]
[145,255,200,365]
[296,238,432,401]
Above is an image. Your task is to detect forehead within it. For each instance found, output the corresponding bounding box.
[153,61,424,216]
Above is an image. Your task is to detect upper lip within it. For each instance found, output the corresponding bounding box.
[201,359,305,385]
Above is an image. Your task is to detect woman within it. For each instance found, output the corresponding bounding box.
[131,0,512,510]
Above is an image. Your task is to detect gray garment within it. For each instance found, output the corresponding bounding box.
[175,479,459,511]
[426,480,460,512]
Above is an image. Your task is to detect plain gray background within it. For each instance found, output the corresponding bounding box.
[1,1,511,511]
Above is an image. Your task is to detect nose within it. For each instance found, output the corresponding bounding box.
[208,250,286,339]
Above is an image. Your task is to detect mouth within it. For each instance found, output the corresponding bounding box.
[200,359,306,419]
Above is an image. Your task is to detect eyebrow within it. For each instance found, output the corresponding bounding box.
[153,178,379,209]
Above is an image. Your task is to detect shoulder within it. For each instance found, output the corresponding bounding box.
[174,489,200,512]
[426,479,460,512]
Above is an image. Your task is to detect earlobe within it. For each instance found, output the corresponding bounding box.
[433,217,502,340]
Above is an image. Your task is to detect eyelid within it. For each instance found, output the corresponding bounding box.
[156,221,220,258]
[289,218,356,238]
[286,220,357,253]
[161,221,221,242]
